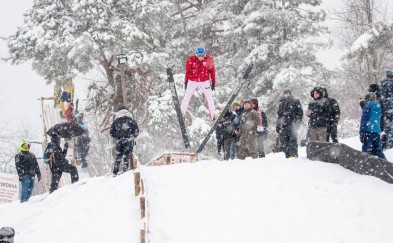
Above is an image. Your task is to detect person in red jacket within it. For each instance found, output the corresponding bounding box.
[181,47,216,121]
[64,102,77,123]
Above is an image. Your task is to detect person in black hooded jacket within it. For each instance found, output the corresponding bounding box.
[306,86,332,141]
[322,88,340,143]
[44,135,79,193]
[276,89,303,158]
[110,106,139,176]
[216,109,236,160]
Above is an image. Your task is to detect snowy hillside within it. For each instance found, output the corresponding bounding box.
[1,137,393,243]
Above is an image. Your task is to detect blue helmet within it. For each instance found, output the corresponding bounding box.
[195,47,206,55]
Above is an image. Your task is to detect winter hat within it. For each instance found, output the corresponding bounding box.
[283,89,292,95]
[232,101,242,109]
[365,92,376,101]
[19,141,31,152]
[51,134,60,145]
[243,99,252,105]
[368,83,380,93]
[386,70,393,78]
[251,98,259,109]
[195,47,206,55]
[0,227,15,243]
[116,105,127,112]
[310,86,323,98]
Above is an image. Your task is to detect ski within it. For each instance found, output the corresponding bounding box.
[196,64,253,154]
[167,68,191,149]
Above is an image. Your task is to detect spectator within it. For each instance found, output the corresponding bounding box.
[64,102,77,123]
[230,101,244,159]
[60,79,75,115]
[380,71,393,148]
[75,114,90,168]
[216,109,236,160]
[44,135,79,193]
[360,92,386,160]
[251,98,268,158]
[276,89,303,158]
[110,106,139,176]
[15,141,41,203]
[235,100,261,159]
[322,88,340,143]
[306,87,331,141]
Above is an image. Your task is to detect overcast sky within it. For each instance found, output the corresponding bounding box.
[0,1,52,135]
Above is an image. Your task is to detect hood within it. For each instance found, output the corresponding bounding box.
[310,86,323,99]
[115,109,133,120]
[251,98,259,110]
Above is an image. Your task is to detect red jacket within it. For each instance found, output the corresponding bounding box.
[184,54,216,85]
[64,106,77,123]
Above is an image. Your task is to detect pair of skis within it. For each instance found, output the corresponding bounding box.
[167,64,253,154]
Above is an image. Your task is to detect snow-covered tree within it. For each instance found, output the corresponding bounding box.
[6,0,336,163]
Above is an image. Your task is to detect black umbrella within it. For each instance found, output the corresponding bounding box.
[46,122,85,138]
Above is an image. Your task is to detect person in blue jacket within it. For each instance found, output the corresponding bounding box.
[360,92,386,160]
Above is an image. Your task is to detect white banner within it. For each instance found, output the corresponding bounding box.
[0,172,19,204]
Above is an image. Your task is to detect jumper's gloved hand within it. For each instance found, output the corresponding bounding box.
[211,84,215,91]
[64,141,69,150]
[37,174,41,182]
[185,82,188,91]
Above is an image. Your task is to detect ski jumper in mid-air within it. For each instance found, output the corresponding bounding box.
[181,47,216,121]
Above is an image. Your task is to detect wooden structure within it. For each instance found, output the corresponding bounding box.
[134,152,198,243]
[148,152,197,166]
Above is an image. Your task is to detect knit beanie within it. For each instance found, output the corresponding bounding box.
[232,101,242,109]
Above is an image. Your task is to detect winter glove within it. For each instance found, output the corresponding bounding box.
[211,84,215,91]
[37,174,41,182]
[64,141,69,150]
[359,132,366,143]
[19,176,22,182]
[257,126,264,132]
[276,127,281,134]
[184,82,188,91]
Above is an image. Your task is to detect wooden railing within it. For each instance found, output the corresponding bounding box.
[134,152,197,243]
[133,153,149,243]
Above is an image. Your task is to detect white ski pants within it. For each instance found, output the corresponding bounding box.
[181,80,215,121]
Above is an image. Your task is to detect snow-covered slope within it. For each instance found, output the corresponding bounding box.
[1,137,393,243]
[0,174,140,243]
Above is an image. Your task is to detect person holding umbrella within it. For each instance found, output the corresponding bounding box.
[110,106,139,176]
[44,135,79,193]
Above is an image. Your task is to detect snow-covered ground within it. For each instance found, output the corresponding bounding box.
[1,137,393,243]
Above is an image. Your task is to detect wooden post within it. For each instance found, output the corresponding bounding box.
[134,171,141,196]
[140,196,145,218]
[140,229,145,243]
[120,64,128,107]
